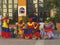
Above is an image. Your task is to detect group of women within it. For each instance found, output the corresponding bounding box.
[0,15,54,39]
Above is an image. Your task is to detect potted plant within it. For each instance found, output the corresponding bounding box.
[55,10,60,30]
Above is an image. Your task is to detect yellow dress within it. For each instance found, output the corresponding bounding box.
[2,20,8,28]
[27,22,34,27]
[18,23,25,35]
[18,29,24,35]
[27,22,34,28]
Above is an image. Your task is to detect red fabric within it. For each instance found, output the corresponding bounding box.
[1,16,9,21]
[34,32,40,38]
[23,34,28,38]
[34,22,40,30]
[1,31,6,37]
[28,26,34,29]
[44,28,53,33]
[5,16,9,19]
[9,32,11,37]
[29,33,32,39]
[5,32,10,38]
[23,33,32,39]
[44,30,48,33]
[47,28,53,32]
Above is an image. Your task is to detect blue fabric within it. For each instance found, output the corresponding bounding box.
[2,27,10,32]
[2,27,6,31]
[24,29,33,34]
[36,30,40,32]
[24,29,28,34]
[5,28,10,32]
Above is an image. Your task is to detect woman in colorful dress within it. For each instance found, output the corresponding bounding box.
[17,20,25,38]
[43,21,54,39]
[23,18,34,39]
[33,22,40,39]
[1,14,10,38]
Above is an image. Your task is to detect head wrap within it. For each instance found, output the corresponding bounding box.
[46,17,50,22]
[29,18,33,21]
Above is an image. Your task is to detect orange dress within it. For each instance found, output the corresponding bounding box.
[17,22,25,35]
[23,22,34,39]
[27,22,34,29]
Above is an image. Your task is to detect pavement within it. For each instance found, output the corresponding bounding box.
[0,39,60,45]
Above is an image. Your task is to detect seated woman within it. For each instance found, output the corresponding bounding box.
[43,21,54,39]
[16,20,25,38]
[23,18,34,39]
[33,22,40,39]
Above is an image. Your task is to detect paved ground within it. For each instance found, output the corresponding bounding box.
[0,39,36,45]
[45,39,60,45]
[0,39,60,45]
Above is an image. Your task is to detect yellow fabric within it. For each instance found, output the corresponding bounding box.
[7,19,9,23]
[18,22,25,28]
[2,16,9,28]
[18,30,23,35]
[2,20,8,28]
[21,23,25,28]
[18,16,22,22]
[17,22,25,35]
[44,36,48,39]
[27,22,34,26]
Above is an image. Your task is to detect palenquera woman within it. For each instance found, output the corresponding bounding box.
[33,22,40,39]
[23,18,34,39]
[1,14,10,38]
[17,19,25,38]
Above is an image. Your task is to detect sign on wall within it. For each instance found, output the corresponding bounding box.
[18,6,26,16]
[18,0,26,16]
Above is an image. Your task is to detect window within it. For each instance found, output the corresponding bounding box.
[9,13,12,17]
[14,5,17,9]
[14,0,17,3]
[3,9,7,12]
[3,13,6,16]
[3,0,7,4]
[8,0,12,3]
[9,9,12,12]
[3,5,7,8]
[0,0,18,19]
[8,5,12,8]
[33,0,37,3]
